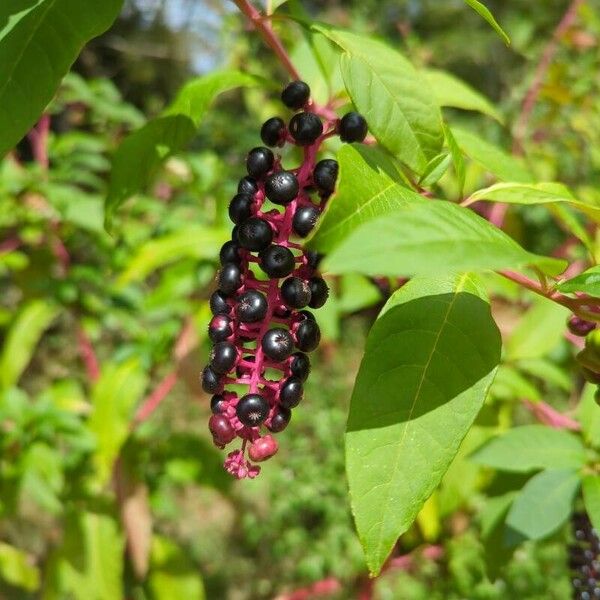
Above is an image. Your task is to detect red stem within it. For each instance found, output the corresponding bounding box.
[27,113,50,171]
[523,399,581,431]
[134,371,178,425]
[77,326,100,382]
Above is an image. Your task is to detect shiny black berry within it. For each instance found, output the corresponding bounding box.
[231,225,240,244]
[260,117,286,146]
[210,341,238,374]
[305,250,323,270]
[236,289,268,323]
[297,309,315,322]
[238,176,258,195]
[280,376,303,408]
[265,171,299,205]
[289,352,310,382]
[259,244,295,278]
[289,112,323,146]
[296,319,321,352]
[208,314,233,343]
[236,393,270,427]
[229,193,254,224]
[262,328,294,361]
[238,217,273,252]
[339,112,368,143]
[210,394,227,414]
[218,263,243,295]
[292,205,320,238]
[268,406,291,433]
[308,277,329,308]
[313,159,338,194]
[201,365,222,394]
[246,147,274,178]
[219,240,241,266]
[281,80,310,110]
[281,277,312,309]
[210,290,231,316]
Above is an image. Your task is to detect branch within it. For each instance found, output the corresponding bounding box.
[523,399,581,431]
[133,370,178,425]
[77,326,100,382]
[27,113,50,171]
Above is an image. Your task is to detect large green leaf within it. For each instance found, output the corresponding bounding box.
[583,475,600,533]
[0,300,59,389]
[424,69,503,122]
[470,425,587,472]
[314,26,443,174]
[317,200,566,278]
[463,0,510,45]
[505,470,580,540]
[346,274,501,575]
[558,265,600,297]
[0,542,40,592]
[309,144,425,253]
[0,0,123,157]
[577,384,600,449]
[105,70,259,229]
[88,359,147,484]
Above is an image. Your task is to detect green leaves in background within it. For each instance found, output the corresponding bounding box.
[558,265,600,297]
[583,476,600,533]
[470,426,587,473]
[463,0,510,45]
[577,384,600,449]
[315,26,443,175]
[88,359,147,484]
[105,70,259,229]
[346,274,501,575]
[0,300,59,389]
[506,470,580,540]
[0,0,124,157]
[0,542,40,592]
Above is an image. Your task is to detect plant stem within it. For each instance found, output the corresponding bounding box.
[232,0,301,80]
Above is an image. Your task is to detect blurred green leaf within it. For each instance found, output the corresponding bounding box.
[577,384,600,449]
[443,122,466,198]
[516,358,571,391]
[558,265,600,297]
[419,153,451,187]
[0,542,40,592]
[346,274,501,575]
[583,475,600,533]
[463,0,510,45]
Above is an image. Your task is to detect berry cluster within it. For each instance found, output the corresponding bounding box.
[201,81,368,478]
[571,317,600,405]
[569,512,600,599]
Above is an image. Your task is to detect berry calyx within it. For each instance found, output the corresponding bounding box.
[281,277,312,309]
[238,217,273,251]
[308,277,329,308]
[248,435,279,462]
[218,263,243,295]
[209,414,236,446]
[292,205,320,238]
[289,112,323,146]
[261,328,294,361]
[295,319,321,352]
[246,147,274,178]
[281,80,310,110]
[313,159,338,194]
[260,117,286,147]
[339,111,368,143]
[208,314,233,343]
[236,393,270,427]
[265,171,299,205]
[259,244,295,278]
[280,376,304,408]
[236,290,268,323]
[210,341,238,374]
[229,193,254,224]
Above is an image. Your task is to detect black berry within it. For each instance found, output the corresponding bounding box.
[231,225,240,244]
[238,176,258,195]
[229,193,254,224]
[219,240,241,266]
[238,217,273,252]
[265,171,299,205]
[339,112,368,143]
[292,205,320,238]
[289,112,323,145]
[313,159,338,194]
[261,328,294,361]
[259,244,295,278]
[308,277,329,308]
[260,117,286,146]
[569,316,596,337]
[280,376,303,408]
[236,289,268,323]
[209,314,233,343]
[246,147,274,178]
[211,394,227,414]
[305,250,323,270]
[296,319,321,352]
[210,290,231,316]
[218,263,243,295]
[268,406,291,432]
[281,277,312,309]
[201,365,222,394]
[281,80,310,110]
[289,352,310,382]
[236,393,270,427]
[210,341,238,374]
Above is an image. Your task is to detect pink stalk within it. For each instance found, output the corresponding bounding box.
[134,371,178,425]
[77,326,100,382]
[523,399,581,431]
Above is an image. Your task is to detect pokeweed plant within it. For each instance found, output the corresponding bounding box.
[2,0,600,593]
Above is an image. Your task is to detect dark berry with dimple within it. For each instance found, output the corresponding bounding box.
[236,393,270,427]
[238,176,258,195]
[268,406,291,432]
[289,112,323,146]
[281,277,312,309]
[305,250,323,270]
[292,205,320,238]
[262,328,294,361]
[236,290,268,323]
[210,341,238,374]
[339,112,368,143]
[246,147,274,178]
[569,316,596,337]
[280,376,303,408]
[313,159,338,194]
[211,394,227,414]
[281,80,310,110]
[209,414,236,445]
[238,217,273,252]
[259,245,295,278]
[308,277,329,308]
[210,290,231,316]
[209,315,233,343]
[265,171,299,205]
[261,117,286,146]
[229,193,254,224]
[295,319,321,352]
[219,240,241,266]
[218,263,243,295]
[289,352,310,382]
[201,365,221,394]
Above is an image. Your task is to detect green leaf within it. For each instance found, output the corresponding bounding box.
[314,26,443,174]
[419,153,451,187]
[516,358,571,391]
[505,470,580,540]
[346,274,501,575]
[106,70,259,229]
[452,127,533,183]
[470,425,587,472]
[583,475,600,533]
[309,144,425,253]
[0,542,40,592]
[491,365,541,402]
[466,182,600,224]
[0,0,124,157]
[463,0,510,45]
[443,122,465,198]
[318,200,566,278]
[44,511,124,600]
[577,384,600,449]
[88,359,147,484]
[118,225,229,285]
[0,300,59,389]
[424,69,503,122]
[558,266,600,297]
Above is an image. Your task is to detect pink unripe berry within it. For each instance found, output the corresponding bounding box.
[209,414,236,446]
[248,435,279,462]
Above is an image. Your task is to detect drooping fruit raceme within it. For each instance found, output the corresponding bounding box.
[201,80,368,478]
